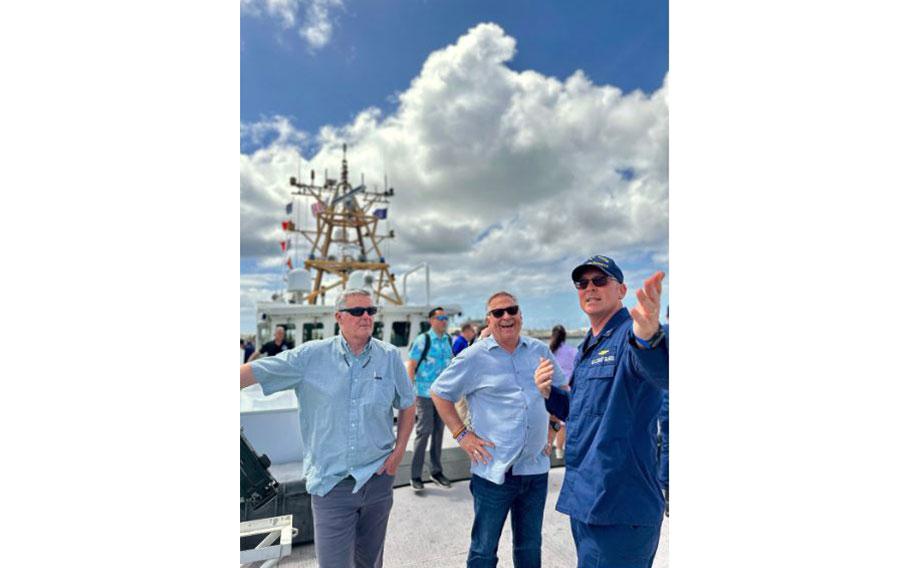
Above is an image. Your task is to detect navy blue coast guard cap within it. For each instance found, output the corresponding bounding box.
[571,255,624,284]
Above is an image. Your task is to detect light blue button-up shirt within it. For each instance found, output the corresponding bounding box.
[430,335,567,485]
[250,335,415,496]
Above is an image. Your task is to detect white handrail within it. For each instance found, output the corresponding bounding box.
[401,262,430,304]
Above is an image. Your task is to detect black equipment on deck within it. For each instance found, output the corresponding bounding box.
[241,429,279,510]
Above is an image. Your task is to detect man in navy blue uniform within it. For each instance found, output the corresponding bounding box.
[534,255,668,568]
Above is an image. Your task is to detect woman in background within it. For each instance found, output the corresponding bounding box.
[548,324,575,459]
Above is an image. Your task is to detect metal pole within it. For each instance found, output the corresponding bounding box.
[401,262,428,304]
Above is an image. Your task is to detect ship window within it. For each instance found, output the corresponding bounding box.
[302,323,324,343]
[390,321,410,347]
[256,323,271,347]
[372,321,384,341]
[419,321,431,334]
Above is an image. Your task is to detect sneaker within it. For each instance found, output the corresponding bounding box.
[554,448,564,460]
[430,473,452,488]
[410,478,424,491]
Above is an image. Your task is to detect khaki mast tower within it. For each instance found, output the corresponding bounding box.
[288,144,402,305]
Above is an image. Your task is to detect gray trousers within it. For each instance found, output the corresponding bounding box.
[411,396,444,479]
[310,473,395,568]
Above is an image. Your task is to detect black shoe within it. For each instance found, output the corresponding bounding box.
[430,473,452,488]
[410,478,424,491]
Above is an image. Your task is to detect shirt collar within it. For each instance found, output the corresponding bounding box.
[482,334,530,351]
[336,334,373,358]
[582,307,631,349]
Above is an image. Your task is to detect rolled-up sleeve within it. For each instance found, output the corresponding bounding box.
[430,352,474,402]
[250,345,307,396]
[390,355,416,409]
[407,334,425,362]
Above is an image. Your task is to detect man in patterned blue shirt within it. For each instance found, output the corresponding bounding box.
[240,289,416,568]
[406,306,454,490]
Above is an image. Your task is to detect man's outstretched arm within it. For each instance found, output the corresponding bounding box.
[628,271,669,390]
[240,363,258,389]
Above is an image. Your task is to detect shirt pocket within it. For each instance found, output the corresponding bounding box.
[362,374,396,408]
[586,364,616,416]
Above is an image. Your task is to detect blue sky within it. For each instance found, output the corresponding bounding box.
[240,0,669,332]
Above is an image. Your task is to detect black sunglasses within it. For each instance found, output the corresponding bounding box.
[574,276,613,290]
[488,305,520,318]
[338,306,378,317]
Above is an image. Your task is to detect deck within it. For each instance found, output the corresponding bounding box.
[271,466,669,567]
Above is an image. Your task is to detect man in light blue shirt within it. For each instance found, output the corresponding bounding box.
[406,306,454,490]
[431,291,567,568]
[240,289,416,568]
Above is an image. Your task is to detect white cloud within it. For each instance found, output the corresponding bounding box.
[241,0,343,50]
[240,23,668,327]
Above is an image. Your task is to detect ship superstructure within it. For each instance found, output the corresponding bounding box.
[252,144,460,352]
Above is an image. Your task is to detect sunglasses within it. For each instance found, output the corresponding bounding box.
[434,315,449,322]
[338,306,378,317]
[574,276,613,290]
[488,305,520,318]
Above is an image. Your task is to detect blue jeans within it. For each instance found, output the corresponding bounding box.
[467,471,548,568]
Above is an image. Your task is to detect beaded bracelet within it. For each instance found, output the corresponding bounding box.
[455,429,470,443]
[452,426,466,440]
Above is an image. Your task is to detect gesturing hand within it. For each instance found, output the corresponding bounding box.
[534,356,554,399]
[630,271,665,341]
[458,432,496,465]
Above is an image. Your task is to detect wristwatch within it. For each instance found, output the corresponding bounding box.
[632,327,666,350]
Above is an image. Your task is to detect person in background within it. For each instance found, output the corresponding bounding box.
[453,322,477,356]
[453,322,478,429]
[406,307,455,490]
[240,289,416,568]
[242,338,255,363]
[534,256,668,568]
[248,325,294,361]
[547,325,575,460]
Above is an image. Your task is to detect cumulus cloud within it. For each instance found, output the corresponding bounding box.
[240,23,668,325]
[241,0,343,50]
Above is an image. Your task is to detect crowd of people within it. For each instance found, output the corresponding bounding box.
[240,254,669,568]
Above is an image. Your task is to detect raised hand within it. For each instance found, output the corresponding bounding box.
[630,271,665,341]
[534,356,554,399]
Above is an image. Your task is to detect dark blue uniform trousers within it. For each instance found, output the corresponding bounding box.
[570,518,662,568]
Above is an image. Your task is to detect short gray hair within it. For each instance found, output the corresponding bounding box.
[485,290,518,311]
[335,288,372,311]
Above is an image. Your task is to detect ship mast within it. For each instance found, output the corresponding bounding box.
[287,144,402,305]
